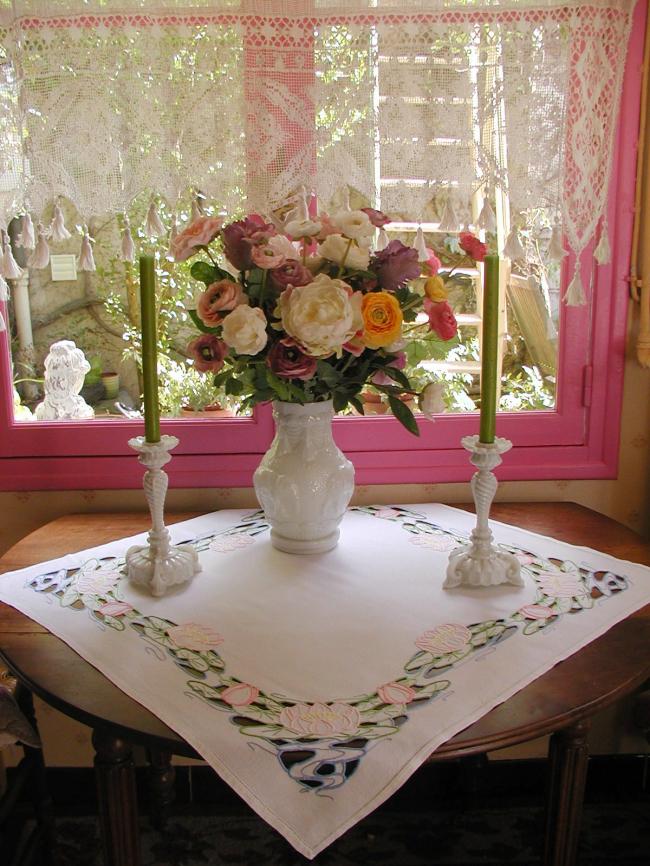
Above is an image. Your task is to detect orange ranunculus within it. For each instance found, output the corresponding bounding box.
[361,291,403,348]
[424,275,448,302]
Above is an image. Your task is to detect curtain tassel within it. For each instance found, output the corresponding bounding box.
[191,196,204,222]
[0,274,9,301]
[121,216,135,262]
[563,261,586,306]
[477,200,497,233]
[547,219,566,262]
[27,224,50,269]
[78,229,96,272]
[49,202,72,242]
[145,201,165,239]
[17,213,36,250]
[2,231,23,279]
[413,226,429,262]
[438,199,460,232]
[594,218,611,265]
[503,227,525,261]
[376,227,389,251]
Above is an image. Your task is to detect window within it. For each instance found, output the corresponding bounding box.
[0,1,642,489]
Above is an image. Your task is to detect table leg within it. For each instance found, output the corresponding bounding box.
[543,719,590,866]
[147,747,175,830]
[92,729,142,866]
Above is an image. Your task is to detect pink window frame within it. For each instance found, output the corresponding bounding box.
[0,2,643,491]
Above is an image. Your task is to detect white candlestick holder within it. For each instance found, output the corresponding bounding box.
[444,435,523,589]
[126,435,201,596]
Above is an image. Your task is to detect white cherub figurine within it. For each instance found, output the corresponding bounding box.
[35,340,95,420]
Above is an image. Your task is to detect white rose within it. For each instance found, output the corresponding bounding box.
[419,382,446,418]
[267,233,300,259]
[317,234,370,270]
[222,305,268,355]
[331,209,374,241]
[284,218,322,238]
[277,274,363,357]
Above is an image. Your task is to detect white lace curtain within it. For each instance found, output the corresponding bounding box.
[0,0,637,297]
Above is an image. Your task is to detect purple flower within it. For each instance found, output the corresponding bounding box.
[267,340,317,380]
[269,259,313,292]
[222,215,276,271]
[371,240,421,291]
[361,207,391,228]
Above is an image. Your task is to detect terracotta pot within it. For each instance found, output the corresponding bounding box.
[180,404,234,418]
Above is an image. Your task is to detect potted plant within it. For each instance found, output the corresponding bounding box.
[158,358,232,418]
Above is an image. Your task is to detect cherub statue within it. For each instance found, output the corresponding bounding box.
[35,340,94,420]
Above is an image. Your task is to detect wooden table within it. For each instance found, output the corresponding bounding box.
[1,504,649,866]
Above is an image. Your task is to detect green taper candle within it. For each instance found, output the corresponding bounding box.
[479,253,499,444]
[139,255,160,443]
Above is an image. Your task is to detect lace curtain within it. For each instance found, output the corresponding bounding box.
[0,0,637,300]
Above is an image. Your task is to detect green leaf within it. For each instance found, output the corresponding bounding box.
[265,369,292,401]
[104,615,125,631]
[415,680,450,698]
[225,377,245,396]
[332,391,348,413]
[60,587,80,607]
[381,365,412,390]
[358,722,398,740]
[388,395,420,436]
[174,649,209,672]
[190,261,217,285]
[188,309,220,335]
[237,723,286,740]
[404,650,432,672]
[316,361,342,388]
[349,396,364,415]
[188,681,223,701]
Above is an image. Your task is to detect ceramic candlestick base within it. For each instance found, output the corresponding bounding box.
[126,435,201,596]
[444,435,523,589]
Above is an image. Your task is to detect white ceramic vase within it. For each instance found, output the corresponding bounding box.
[253,400,355,554]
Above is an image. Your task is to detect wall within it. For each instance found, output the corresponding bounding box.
[1,310,649,768]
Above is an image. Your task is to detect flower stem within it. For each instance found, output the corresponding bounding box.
[336,239,354,277]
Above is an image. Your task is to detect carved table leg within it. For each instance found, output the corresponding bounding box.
[92,729,142,866]
[14,682,58,865]
[543,719,591,866]
[147,747,175,830]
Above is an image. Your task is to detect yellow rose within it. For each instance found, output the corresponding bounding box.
[362,291,403,348]
[424,276,448,302]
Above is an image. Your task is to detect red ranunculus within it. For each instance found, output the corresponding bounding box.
[459,232,487,262]
[267,340,317,380]
[360,207,391,228]
[222,215,275,271]
[424,298,458,341]
[188,334,228,373]
[269,259,313,292]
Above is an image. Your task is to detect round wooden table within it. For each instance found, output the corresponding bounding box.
[1,503,649,866]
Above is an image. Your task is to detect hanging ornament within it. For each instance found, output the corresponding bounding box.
[503,227,525,261]
[0,311,5,332]
[191,195,204,222]
[594,217,611,265]
[413,226,429,263]
[563,261,586,306]
[16,213,36,250]
[78,229,96,272]
[376,227,389,251]
[49,202,72,242]
[0,274,8,301]
[296,185,310,221]
[477,200,497,233]
[27,224,50,269]
[144,201,165,239]
[2,231,23,279]
[438,198,460,232]
[121,216,135,263]
[547,218,566,263]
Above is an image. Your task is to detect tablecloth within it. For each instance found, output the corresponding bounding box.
[0,503,649,859]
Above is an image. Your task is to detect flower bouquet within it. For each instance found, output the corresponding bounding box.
[173,205,486,435]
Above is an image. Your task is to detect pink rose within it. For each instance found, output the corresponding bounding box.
[279,702,361,737]
[187,334,228,373]
[166,623,224,652]
[267,340,317,380]
[197,280,246,327]
[98,601,133,617]
[251,244,286,270]
[377,681,416,705]
[360,207,391,228]
[170,216,223,262]
[415,623,472,655]
[220,683,259,706]
[222,215,275,270]
[424,298,458,341]
[371,351,406,386]
[422,248,441,276]
[459,232,487,262]
[269,259,313,291]
[519,604,555,620]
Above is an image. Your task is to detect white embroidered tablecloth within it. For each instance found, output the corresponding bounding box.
[1,504,649,859]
